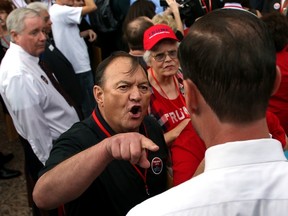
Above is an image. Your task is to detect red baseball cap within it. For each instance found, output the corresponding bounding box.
[143,24,178,50]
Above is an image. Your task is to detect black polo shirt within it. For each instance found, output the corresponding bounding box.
[40,107,168,216]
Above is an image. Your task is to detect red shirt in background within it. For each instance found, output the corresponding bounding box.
[268,45,288,135]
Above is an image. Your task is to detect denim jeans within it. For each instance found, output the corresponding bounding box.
[76,71,96,118]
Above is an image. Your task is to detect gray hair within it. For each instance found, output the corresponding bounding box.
[27,2,48,13]
[7,8,40,42]
[142,41,180,66]
[143,50,152,66]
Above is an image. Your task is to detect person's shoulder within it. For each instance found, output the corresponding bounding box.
[127,174,214,216]
[41,119,101,174]
[0,49,26,77]
[49,3,59,12]
[62,118,96,137]
[56,118,101,148]
[127,178,196,216]
[50,3,68,10]
[50,4,81,16]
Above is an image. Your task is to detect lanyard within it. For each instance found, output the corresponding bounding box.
[150,68,187,108]
[92,110,150,195]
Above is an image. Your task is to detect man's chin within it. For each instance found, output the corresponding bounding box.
[36,48,45,56]
[125,121,143,132]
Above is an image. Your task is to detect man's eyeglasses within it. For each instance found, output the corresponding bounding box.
[152,50,178,62]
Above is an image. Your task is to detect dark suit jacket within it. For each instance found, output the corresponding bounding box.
[40,40,83,108]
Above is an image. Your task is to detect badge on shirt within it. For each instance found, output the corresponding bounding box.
[49,44,54,51]
[41,75,48,84]
[151,157,163,175]
[274,3,281,10]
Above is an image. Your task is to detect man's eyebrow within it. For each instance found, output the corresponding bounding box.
[138,81,149,85]
[115,80,131,85]
[29,27,42,34]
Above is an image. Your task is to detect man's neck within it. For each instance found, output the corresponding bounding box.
[204,118,270,148]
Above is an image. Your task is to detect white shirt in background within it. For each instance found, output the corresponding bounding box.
[0,42,79,164]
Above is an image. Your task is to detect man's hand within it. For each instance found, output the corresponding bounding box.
[80,29,97,42]
[105,133,159,168]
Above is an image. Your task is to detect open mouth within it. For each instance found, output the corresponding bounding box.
[130,105,141,115]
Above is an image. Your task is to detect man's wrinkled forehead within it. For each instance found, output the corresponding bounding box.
[104,58,146,81]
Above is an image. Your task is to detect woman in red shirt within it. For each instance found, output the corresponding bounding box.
[143,24,206,186]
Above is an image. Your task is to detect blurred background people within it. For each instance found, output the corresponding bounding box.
[50,0,96,118]
[0,0,21,180]
[262,12,288,135]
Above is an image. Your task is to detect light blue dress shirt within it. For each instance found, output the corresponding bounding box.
[130,0,164,14]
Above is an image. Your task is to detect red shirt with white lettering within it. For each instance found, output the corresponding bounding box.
[148,76,206,186]
[148,85,190,133]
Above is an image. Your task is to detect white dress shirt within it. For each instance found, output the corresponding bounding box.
[127,138,288,216]
[0,42,79,164]
[130,0,164,14]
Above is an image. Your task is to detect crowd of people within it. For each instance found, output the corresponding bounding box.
[0,0,288,216]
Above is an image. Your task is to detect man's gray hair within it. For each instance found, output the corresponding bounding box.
[6,8,40,42]
[27,2,48,13]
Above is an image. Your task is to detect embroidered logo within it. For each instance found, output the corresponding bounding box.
[151,157,163,175]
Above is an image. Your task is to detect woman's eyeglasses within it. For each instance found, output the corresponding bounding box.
[152,50,177,62]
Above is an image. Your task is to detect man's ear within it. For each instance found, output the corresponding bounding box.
[10,31,18,43]
[183,79,199,115]
[271,66,281,96]
[93,85,104,107]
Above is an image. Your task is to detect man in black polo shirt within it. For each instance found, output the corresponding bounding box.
[33,51,168,216]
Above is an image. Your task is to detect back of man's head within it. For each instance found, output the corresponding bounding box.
[124,16,153,51]
[27,2,48,13]
[179,9,276,123]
